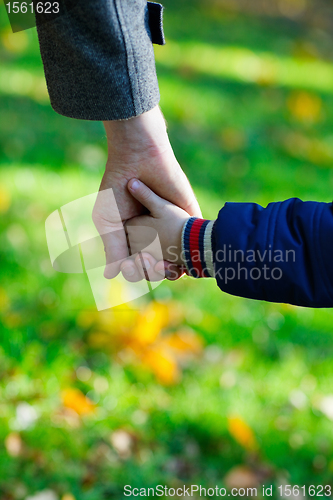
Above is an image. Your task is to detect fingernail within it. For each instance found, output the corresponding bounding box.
[122,265,135,277]
[130,180,140,191]
[157,268,165,277]
[143,259,150,271]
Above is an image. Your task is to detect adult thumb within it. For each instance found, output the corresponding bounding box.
[127,178,165,215]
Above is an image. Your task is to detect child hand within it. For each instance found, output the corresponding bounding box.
[125,178,191,267]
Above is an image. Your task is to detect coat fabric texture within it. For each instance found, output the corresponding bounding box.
[36,1,164,120]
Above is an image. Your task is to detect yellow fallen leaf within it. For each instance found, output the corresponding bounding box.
[142,346,180,385]
[76,310,99,329]
[132,302,170,346]
[61,388,95,416]
[0,187,11,213]
[62,494,76,500]
[288,91,322,124]
[164,329,203,357]
[228,416,258,450]
[99,303,137,333]
[1,29,28,53]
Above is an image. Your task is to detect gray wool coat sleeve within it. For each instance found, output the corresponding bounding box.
[36,1,165,121]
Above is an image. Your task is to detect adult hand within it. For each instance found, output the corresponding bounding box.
[92,105,201,282]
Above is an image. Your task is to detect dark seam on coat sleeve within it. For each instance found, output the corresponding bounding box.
[116,0,141,115]
[147,2,165,45]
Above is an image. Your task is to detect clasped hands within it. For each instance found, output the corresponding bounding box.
[92,106,201,283]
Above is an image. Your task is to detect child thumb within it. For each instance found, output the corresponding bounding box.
[128,179,165,215]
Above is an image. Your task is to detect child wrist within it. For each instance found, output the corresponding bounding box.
[181,218,216,278]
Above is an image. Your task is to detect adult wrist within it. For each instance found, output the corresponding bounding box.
[181,218,216,278]
[103,105,168,157]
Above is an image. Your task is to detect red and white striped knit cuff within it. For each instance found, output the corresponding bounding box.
[181,217,216,278]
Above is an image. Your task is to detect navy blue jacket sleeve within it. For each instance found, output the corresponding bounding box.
[212,198,333,308]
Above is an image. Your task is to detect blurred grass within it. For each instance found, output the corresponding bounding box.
[1,0,333,498]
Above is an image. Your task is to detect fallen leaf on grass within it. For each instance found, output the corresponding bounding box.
[141,346,180,385]
[61,388,95,416]
[228,416,258,450]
